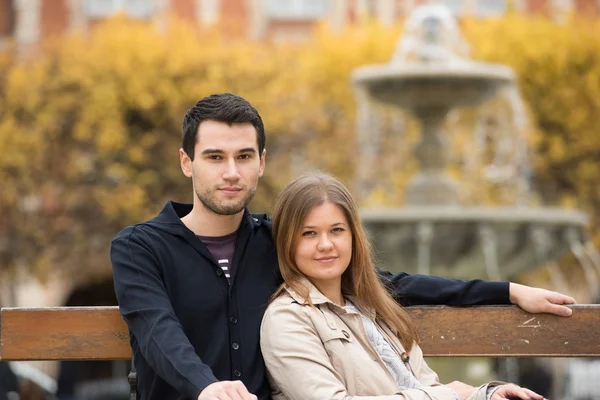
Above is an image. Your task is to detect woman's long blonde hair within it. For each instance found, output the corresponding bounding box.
[271,172,419,350]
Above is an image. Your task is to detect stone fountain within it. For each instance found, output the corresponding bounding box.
[352,4,600,296]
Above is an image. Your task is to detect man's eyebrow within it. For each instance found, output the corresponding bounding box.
[200,148,257,155]
[201,149,225,155]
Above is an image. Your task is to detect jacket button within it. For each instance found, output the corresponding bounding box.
[216,268,223,276]
[232,342,239,350]
[230,317,238,324]
[233,370,241,378]
[342,330,350,339]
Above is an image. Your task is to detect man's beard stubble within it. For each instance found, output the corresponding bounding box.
[195,186,257,216]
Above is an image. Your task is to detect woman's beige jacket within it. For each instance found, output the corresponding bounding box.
[260,283,501,400]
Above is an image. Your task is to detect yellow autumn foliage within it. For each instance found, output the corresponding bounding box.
[464,15,600,234]
[0,14,599,277]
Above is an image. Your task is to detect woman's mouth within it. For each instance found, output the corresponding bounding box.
[315,256,337,263]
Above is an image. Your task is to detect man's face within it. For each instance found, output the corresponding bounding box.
[180,120,265,216]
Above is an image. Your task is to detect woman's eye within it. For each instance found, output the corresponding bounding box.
[332,227,345,233]
[301,231,316,237]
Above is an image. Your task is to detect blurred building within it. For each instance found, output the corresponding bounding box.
[1,0,599,48]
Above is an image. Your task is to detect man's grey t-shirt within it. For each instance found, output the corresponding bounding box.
[197,231,237,283]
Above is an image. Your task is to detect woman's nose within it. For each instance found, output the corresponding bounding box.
[317,235,334,251]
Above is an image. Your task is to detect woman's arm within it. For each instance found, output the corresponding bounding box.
[409,345,512,400]
[260,302,457,400]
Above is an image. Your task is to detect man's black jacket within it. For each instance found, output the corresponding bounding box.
[111,201,509,400]
[0,362,18,400]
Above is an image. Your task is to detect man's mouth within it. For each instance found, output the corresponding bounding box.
[219,187,243,194]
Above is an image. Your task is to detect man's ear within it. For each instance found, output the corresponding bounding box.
[180,148,193,178]
[259,149,266,177]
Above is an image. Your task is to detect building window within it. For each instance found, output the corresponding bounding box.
[85,0,156,19]
[200,0,220,26]
[266,0,329,20]
[438,0,506,16]
[439,0,466,15]
[475,0,506,16]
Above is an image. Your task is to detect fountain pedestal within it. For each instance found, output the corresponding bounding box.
[407,106,457,205]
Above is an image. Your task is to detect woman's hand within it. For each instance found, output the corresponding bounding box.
[446,381,475,400]
[490,383,544,400]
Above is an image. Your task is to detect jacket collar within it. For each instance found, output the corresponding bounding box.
[150,201,268,233]
[284,278,331,305]
[147,201,270,272]
[283,278,375,316]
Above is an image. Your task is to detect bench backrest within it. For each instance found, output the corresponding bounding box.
[1,305,599,361]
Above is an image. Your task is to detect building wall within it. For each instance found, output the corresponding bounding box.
[221,0,250,36]
[527,0,551,14]
[171,0,197,24]
[3,1,600,54]
[573,0,600,13]
[40,0,69,38]
[0,0,15,38]
[266,19,315,42]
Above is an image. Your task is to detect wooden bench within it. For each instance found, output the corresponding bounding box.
[1,305,599,398]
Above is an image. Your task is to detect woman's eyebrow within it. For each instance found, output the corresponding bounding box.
[302,222,347,229]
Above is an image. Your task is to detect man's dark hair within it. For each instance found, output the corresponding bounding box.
[181,93,266,160]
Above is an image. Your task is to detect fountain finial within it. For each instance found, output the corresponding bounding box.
[392,4,470,64]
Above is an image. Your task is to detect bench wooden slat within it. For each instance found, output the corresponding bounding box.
[1,305,599,361]
[0,307,131,361]
[410,305,600,357]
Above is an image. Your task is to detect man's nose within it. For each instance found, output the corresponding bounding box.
[223,159,241,181]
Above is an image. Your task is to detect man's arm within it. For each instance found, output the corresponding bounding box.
[111,227,218,398]
[378,269,575,316]
[377,269,509,306]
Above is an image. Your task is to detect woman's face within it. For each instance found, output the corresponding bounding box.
[294,201,353,287]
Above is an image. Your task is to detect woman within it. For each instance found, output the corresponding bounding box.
[260,172,543,400]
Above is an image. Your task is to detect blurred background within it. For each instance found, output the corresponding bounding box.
[1,0,600,399]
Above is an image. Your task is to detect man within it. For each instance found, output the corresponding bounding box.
[111,93,575,400]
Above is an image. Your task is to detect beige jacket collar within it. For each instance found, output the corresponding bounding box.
[283,278,375,317]
[284,278,331,305]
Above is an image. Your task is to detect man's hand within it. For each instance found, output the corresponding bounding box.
[446,381,475,400]
[509,283,576,316]
[198,381,258,400]
[491,383,544,400]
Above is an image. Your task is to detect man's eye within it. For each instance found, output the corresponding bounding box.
[239,154,251,160]
[208,155,222,160]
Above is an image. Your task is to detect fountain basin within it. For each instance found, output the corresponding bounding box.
[352,61,515,109]
[361,207,588,280]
